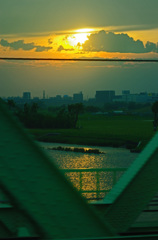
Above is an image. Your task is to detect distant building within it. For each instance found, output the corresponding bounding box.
[43,90,46,99]
[114,92,149,103]
[63,95,71,100]
[55,95,62,103]
[121,90,131,102]
[148,93,158,103]
[122,90,130,95]
[122,94,137,102]
[95,90,115,103]
[136,92,148,103]
[23,92,31,100]
[55,95,62,100]
[63,95,72,104]
[73,92,83,103]
[113,95,123,102]
[33,97,39,101]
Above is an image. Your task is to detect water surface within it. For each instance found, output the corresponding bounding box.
[39,142,138,169]
[38,142,139,199]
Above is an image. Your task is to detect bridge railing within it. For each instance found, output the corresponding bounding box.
[61,168,127,200]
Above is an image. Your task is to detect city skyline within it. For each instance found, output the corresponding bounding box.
[3,89,158,102]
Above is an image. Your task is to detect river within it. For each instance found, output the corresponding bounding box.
[38,142,139,200]
[38,142,138,169]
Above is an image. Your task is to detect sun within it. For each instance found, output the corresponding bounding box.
[67,28,94,48]
[67,33,90,47]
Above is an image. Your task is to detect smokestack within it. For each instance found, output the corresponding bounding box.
[43,90,45,99]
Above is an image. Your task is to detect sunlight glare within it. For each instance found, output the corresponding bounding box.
[67,28,94,48]
[75,28,94,33]
[68,33,90,47]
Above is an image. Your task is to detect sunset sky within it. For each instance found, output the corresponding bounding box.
[0,0,158,98]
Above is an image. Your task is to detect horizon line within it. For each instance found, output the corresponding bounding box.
[0,57,158,62]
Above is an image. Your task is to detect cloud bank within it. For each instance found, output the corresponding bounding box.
[0,39,52,52]
[57,45,74,51]
[82,31,158,53]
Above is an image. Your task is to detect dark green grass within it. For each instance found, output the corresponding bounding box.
[29,114,155,150]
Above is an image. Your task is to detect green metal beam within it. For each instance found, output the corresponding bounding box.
[0,100,115,239]
[0,188,39,238]
[23,234,158,240]
[102,132,158,233]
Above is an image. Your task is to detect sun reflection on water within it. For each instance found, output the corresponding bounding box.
[40,143,138,200]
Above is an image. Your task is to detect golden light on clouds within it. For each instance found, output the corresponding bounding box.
[64,28,94,48]
[1,26,158,60]
[67,33,90,47]
[75,28,95,33]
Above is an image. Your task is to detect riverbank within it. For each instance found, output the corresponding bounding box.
[37,135,145,152]
[29,115,154,152]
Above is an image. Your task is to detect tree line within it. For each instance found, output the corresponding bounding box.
[152,101,158,131]
[5,99,158,131]
[7,100,84,129]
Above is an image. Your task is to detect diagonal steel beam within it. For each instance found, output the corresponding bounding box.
[0,100,115,239]
[102,132,158,233]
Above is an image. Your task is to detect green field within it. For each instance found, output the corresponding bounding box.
[30,114,155,151]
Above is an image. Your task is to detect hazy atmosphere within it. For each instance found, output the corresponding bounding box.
[0,0,158,97]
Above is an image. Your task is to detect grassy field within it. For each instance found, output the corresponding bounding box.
[29,114,155,151]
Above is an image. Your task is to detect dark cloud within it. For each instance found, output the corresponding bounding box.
[0,39,35,50]
[109,24,158,33]
[82,31,158,53]
[0,39,52,52]
[57,45,74,52]
[57,45,64,51]
[145,41,158,53]
[48,38,53,45]
[35,46,52,52]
